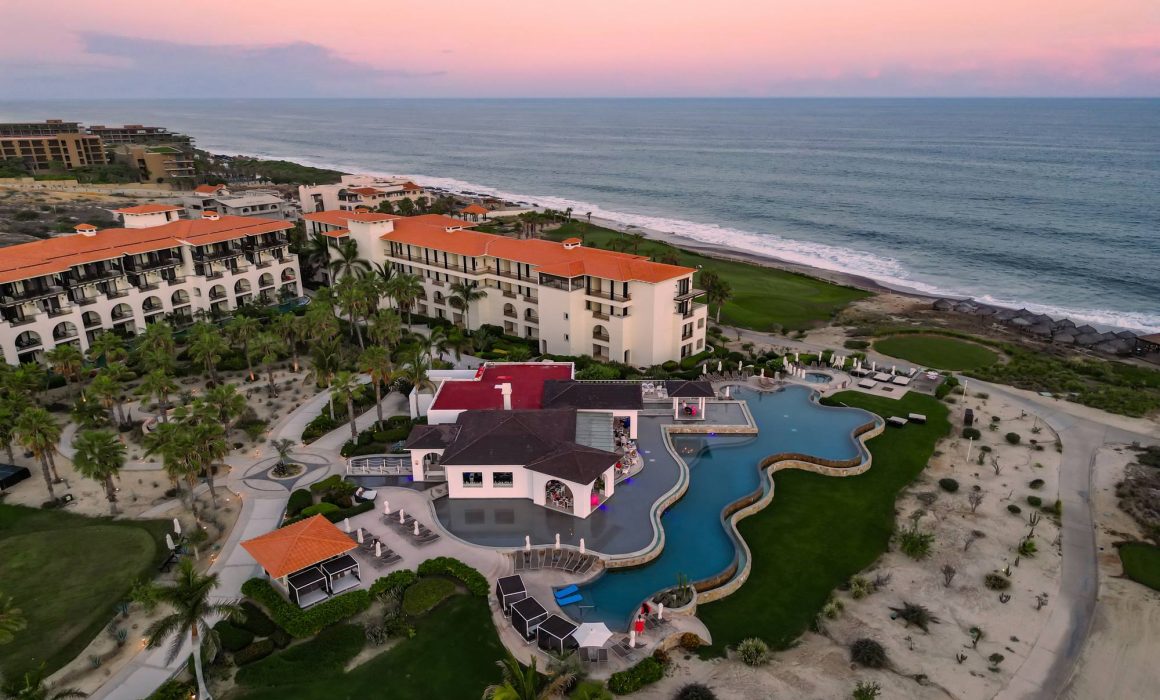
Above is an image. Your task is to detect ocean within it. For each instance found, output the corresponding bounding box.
[2,98,1158,331]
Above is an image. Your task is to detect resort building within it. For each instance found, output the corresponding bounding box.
[308,211,707,366]
[0,206,300,364]
[0,120,107,172]
[85,124,194,148]
[183,187,295,220]
[111,144,196,186]
[298,175,427,213]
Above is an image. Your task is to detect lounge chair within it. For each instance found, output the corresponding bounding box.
[556,593,582,606]
[611,640,639,663]
[555,584,579,600]
[514,552,526,572]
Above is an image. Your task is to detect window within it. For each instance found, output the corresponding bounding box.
[696,338,704,349]
[493,472,514,487]
[462,472,484,488]
[698,318,705,328]
[563,312,569,320]
[681,344,691,358]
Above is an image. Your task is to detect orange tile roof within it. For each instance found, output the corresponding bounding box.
[321,227,350,238]
[74,223,98,232]
[0,215,292,284]
[193,184,224,194]
[347,187,383,196]
[401,181,422,191]
[113,204,182,215]
[382,217,692,284]
[240,515,356,579]
[304,210,400,227]
[461,204,489,215]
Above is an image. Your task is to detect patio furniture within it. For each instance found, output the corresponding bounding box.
[611,639,639,663]
[556,593,582,606]
[511,597,548,641]
[537,615,578,653]
[495,575,528,616]
[554,584,579,601]
[354,487,377,502]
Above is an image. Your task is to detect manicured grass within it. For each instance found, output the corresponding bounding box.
[1119,542,1160,591]
[0,504,171,675]
[542,221,870,331]
[697,391,949,654]
[874,334,999,371]
[233,595,505,700]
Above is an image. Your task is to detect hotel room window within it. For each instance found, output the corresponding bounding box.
[463,472,484,488]
[493,472,514,487]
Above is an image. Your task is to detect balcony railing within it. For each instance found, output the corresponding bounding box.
[502,290,517,299]
[15,336,42,349]
[587,289,631,302]
[3,285,64,304]
[522,294,537,303]
[592,311,610,321]
[104,288,129,299]
[70,267,122,284]
[194,247,242,261]
[209,289,227,300]
[124,255,181,273]
[111,310,133,321]
[503,309,517,318]
[674,287,705,301]
[593,330,611,341]
[9,314,37,327]
[525,312,539,323]
[47,306,72,318]
[167,277,186,287]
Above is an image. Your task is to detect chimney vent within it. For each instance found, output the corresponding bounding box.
[494,382,513,411]
[203,210,220,221]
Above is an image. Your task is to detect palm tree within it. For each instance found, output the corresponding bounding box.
[400,349,435,394]
[301,232,335,282]
[144,421,197,512]
[328,239,369,280]
[270,438,296,468]
[188,323,228,384]
[44,344,84,392]
[188,422,228,508]
[136,368,178,423]
[137,321,176,372]
[270,313,305,372]
[482,652,572,700]
[14,407,61,497]
[226,315,262,381]
[0,593,27,645]
[330,371,361,441]
[250,332,285,397]
[427,326,451,361]
[396,197,416,216]
[376,200,395,215]
[369,308,403,351]
[358,346,393,429]
[203,384,246,429]
[7,364,46,403]
[86,331,127,366]
[449,280,487,331]
[305,339,342,420]
[335,276,367,349]
[145,558,241,700]
[446,326,474,362]
[699,270,732,323]
[0,395,29,462]
[71,429,125,516]
[627,232,646,254]
[87,368,127,426]
[386,273,423,327]
[0,664,84,700]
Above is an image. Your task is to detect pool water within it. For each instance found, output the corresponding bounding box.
[567,386,874,630]
[805,372,833,384]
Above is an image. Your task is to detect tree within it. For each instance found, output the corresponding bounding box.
[144,421,198,512]
[87,330,127,366]
[72,429,126,515]
[0,593,27,645]
[270,438,296,468]
[427,326,451,361]
[203,384,246,428]
[368,308,403,351]
[187,422,228,508]
[335,275,368,349]
[376,200,395,215]
[87,366,128,426]
[396,197,416,216]
[15,407,62,497]
[188,322,228,384]
[699,270,733,323]
[0,395,30,462]
[145,558,242,700]
[331,371,361,440]
[249,332,285,397]
[0,664,84,700]
[138,321,176,372]
[137,368,178,423]
[7,364,46,402]
[448,280,487,330]
[482,652,572,700]
[386,273,423,327]
[328,238,369,280]
[446,326,474,362]
[968,489,984,513]
[359,346,393,429]
[301,232,335,282]
[226,315,262,380]
[44,344,84,392]
[271,313,305,372]
[400,349,435,394]
[305,339,343,420]
[627,232,646,254]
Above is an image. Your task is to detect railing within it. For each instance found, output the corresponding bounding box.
[522,295,537,303]
[586,289,631,302]
[15,337,42,349]
[502,290,517,299]
[5,285,63,303]
[503,310,517,318]
[592,311,610,321]
[10,315,37,327]
[104,288,129,299]
[111,310,133,321]
[167,277,186,287]
[525,312,539,323]
[209,289,227,300]
[347,455,411,475]
[674,287,705,301]
[592,330,610,341]
[47,306,72,318]
[124,256,181,272]
[194,247,242,261]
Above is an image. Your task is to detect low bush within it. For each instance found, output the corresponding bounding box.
[1007,504,1023,514]
[241,578,371,638]
[676,682,718,700]
[984,572,1011,590]
[850,638,888,669]
[1027,495,1043,508]
[301,414,341,443]
[300,502,340,517]
[368,569,419,599]
[269,626,291,649]
[843,339,870,350]
[146,680,197,700]
[213,620,254,653]
[416,557,488,597]
[1029,479,1045,490]
[898,527,935,560]
[238,600,276,637]
[678,632,704,651]
[401,576,457,616]
[938,478,959,493]
[233,638,275,666]
[286,489,313,516]
[608,656,665,695]
[736,637,770,666]
[234,624,364,687]
[962,428,981,440]
[1005,432,1022,445]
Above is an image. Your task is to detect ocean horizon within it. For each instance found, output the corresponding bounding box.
[2,98,1158,332]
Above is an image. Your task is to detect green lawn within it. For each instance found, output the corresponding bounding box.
[697,391,949,654]
[232,595,505,700]
[541,221,870,331]
[874,334,999,371]
[1119,542,1160,591]
[0,504,171,675]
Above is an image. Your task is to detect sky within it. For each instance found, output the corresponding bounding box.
[1,0,1158,98]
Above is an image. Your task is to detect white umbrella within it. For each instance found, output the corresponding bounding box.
[413,521,420,536]
[658,603,664,620]
[572,622,613,648]
[717,360,723,373]
[375,541,382,558]
[357,528,364,544]
[579,538,586,555]
[399,509,405,523]
[525,535,532,552]
[342,518,351,533]
[555,533,561,550]
[629,629,636,648]
[165,533,176,550]
[383,500,390,515]
[759,368,764,378]
[172,518,181,535]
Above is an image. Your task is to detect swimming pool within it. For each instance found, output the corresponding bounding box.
[805,372,833,384]
[566,386,874,630]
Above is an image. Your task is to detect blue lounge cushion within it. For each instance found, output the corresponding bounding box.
[554,585,579,599]
[556,594,583,606]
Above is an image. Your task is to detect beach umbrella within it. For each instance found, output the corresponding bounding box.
[629,629,636,648]
[172,518,181,536]
[759,368,764,378]
[572,622,613,648]
[165,533,176,551]
[525,535,532,552]
[342,518,351,533]
[399,508,405,523]
[383,500,390,515]
[871,360,877,371]
[658,603,664,620]
[413,521,420,536]
[357,528,364,544]
[579,538,586,555]
[555,533,561,550]
[375,541,382,558]
[717,360,723,373]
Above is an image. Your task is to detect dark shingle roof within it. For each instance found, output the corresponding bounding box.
[404,424,460,450]
[665,380,715,398]
[541,380,643,410]
[524,444,618,485]
[440,409,578,466]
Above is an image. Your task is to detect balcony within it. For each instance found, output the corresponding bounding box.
[525,312,539,324]
[591,311,610,322]
[522,294,537,304]
[592,329,611,342]
[503,309,517,319]
[103,287,129,299]
[70,266,122,284]
[46,305,72,318]
[3,284,64,304]
[111,308,133,321]
[167,277,186,287]
[9,314,37,327]
[502,290,517,299]
[193,247,242,262]
[209,289,227,300]
[124,255,181,273]
[142,302,164,314]
[586,289,632,302]
[245,236,287,251]
[15,336,42,350]
[674,287,705,302]
[205,271,224,281]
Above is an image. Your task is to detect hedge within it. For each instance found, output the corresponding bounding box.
[234,638,276,666]
[608,656,665,695]
[285,499,374,526]
[368,569,418,599]
[416,557,488,597]
[238,600,276,637]
[213,620,254,653]
[241,578,371,638]
[300,502,340,517]
[234,624,365,688]
[286,489,313,516]
[402,577,457,616]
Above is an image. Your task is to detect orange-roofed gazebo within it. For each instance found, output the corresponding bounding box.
[241,515,360,607]
[460,204,490,222]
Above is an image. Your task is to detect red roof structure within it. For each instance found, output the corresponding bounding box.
[241,515,356,579]
[431,363,574,412]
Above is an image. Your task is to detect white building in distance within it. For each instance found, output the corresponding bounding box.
[298,175,427,214]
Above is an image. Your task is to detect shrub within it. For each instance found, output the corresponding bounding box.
[852,681,883,700]
[962,428,981,440]
[416,557,488,596]
[1029,479,1045,490]
[237,601,276,637]
[889,602,940,632]
[300,502,340,517]
[233,639,275,666]
[676,683,718,700]
[898,527,935,560]
[286,489,313,516]
[1027,495,1043,508]
[1019,537,1038,557]
[577,364,623,380]
[678,632,704,651]
[736,637,770,666]
[844,339,870,350]
[401,576,457,616]
[1005,432,1021,445]
[147,680,197,700]
[608,656,664,695]
[301,414,341,443]
[213,620,254,653]
[571,681,613,700]
[850,638,888,669]
[984,572,1011,590]
[368,569,419,599]
[241,578,371,637]
[938,478,960,493]
[1007,504,1023,514]
[849,575,872,600]
[234,624,364,687]
[269,626,291,649]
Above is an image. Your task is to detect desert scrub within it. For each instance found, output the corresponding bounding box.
[736,637,770,666]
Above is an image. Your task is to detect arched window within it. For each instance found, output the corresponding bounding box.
[258,273,274,288]
[234,279,251,293]
[15,330,42,349]
[111,303,133,320]
[143,295,163,313]
[171,289,190,306]
[53,321,78,341]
